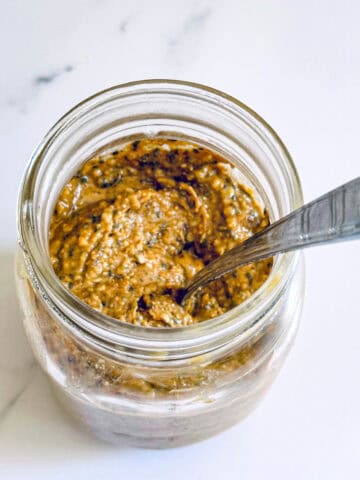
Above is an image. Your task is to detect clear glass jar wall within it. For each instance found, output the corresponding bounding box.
[16,80,304,448]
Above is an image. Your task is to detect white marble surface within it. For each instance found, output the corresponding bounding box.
[1,0,360,478]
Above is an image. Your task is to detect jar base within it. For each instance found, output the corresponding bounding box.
[50,373,275,449]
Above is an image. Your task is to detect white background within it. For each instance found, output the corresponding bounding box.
[1,1,359,478]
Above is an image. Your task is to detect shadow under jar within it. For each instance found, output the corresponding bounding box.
[16,80,304,448]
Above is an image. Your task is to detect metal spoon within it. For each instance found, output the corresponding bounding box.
[180,177,360,303]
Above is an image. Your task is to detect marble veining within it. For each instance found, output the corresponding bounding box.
[168,8,212,47]
[119,18,130,33]
[34,65,74,85]
[0,365,37,424]
[3,64,75,114]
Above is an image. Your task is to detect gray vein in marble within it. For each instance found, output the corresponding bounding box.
[0,365,37,424]
[0,359,36,375]
[119,11,139,35]
[168,8,212,47]
[34,65,74,85]
[119,19,129,33]
[4,64,75,114]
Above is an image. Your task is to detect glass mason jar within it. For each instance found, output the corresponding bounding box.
[16,80,304,448]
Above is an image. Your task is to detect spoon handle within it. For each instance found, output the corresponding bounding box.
[183,177,360,301]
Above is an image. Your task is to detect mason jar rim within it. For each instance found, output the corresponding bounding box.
[17,79,303,360]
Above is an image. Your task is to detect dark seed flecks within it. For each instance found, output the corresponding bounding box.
[245,272,253,285]
[167,150,179,162]
[132,140,140,151]
[137,296,147,310]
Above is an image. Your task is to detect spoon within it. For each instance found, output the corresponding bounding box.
[180,177,360,303]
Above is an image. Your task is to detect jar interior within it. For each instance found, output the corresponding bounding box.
[18,81,302,358]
